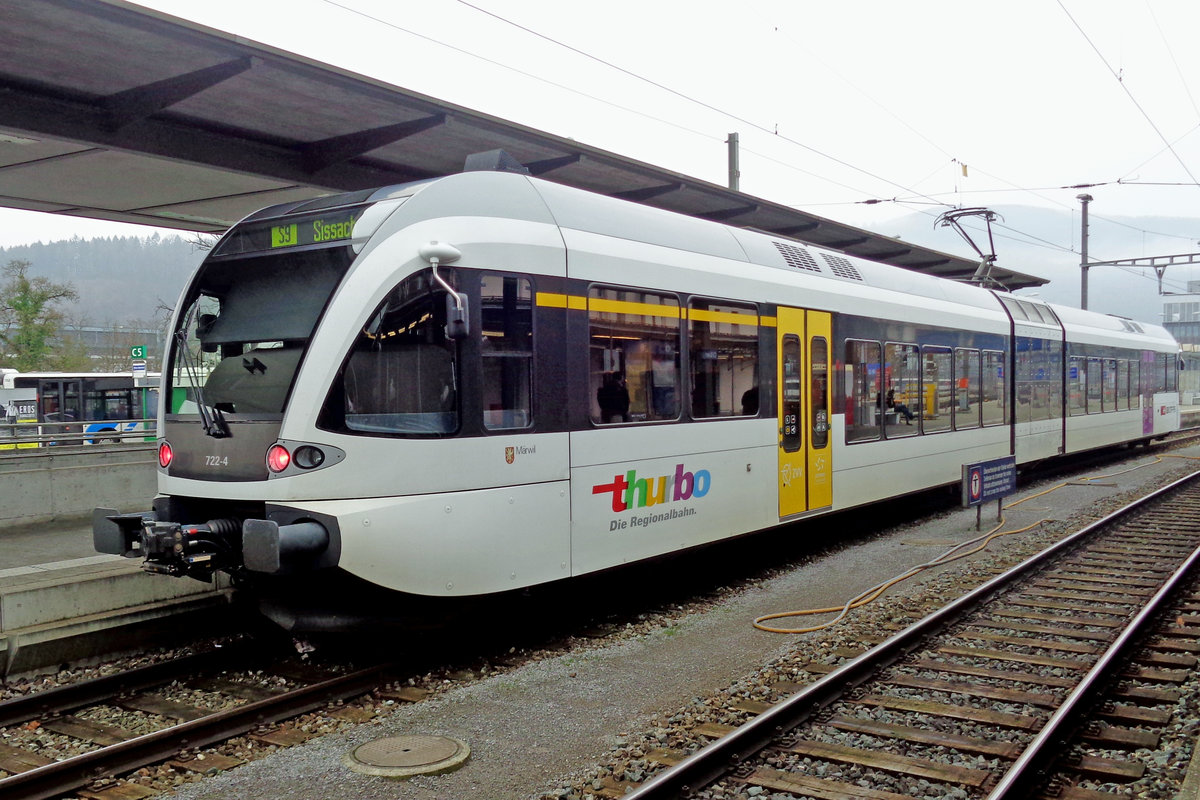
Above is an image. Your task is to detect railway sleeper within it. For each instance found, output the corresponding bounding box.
[114,693,209,722]
[786,739,992,788]
[1062,752,1146,783]
[0,742,53,774]
[1044,783,1137,800]
[77,779,156,800]
[43,714,136,746]
[825,714,1020,759]
[168,750,244,775]
[743,766,914,800]
[904,657,1076,688]
[1082,721,1160,750]
[886,673,1059,708]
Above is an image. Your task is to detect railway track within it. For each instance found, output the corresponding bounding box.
[619,469,1200,800]
[0,641,406,800]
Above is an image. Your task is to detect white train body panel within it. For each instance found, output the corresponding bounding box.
[318,476,571,596]
[569,420,777,576]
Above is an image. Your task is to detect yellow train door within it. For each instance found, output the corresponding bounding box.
[777,307,833,519]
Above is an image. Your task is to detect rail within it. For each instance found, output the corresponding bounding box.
[0,418,156,449]
[0,644,394,800]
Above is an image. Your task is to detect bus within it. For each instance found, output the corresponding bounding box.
[0,370,159,446]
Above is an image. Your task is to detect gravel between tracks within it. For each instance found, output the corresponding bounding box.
[126,444,1200,799]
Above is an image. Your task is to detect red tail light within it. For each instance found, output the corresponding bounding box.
[267,444,291,473]
[158,440,173,468]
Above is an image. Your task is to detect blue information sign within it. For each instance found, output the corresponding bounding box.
[962,455,1017,508]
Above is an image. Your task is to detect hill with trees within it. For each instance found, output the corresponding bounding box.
[0,234,204,327]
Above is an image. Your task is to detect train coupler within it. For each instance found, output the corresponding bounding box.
[93,507,241,581]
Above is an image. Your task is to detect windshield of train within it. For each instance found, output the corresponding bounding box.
[168,245,355,421]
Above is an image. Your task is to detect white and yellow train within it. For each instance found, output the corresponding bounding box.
[94,170,1182,629]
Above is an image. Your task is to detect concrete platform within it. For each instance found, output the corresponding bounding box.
[0,516,233,677]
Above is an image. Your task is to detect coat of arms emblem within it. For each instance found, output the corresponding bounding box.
[505,446,515,464]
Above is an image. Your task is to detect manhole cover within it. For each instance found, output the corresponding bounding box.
[344,735,470,778]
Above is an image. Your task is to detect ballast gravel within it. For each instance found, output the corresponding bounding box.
[113,444,1200,799]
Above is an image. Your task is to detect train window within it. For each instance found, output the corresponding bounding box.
[1016,337,1061,423]
[1131,359,1140,402]
[884,343,918,438]
[781,336,802,452]
[1116,360,1129,411]
[688,299,758,418]
[844,339,881,443]
[922,346,953,434]
[954,349,981,429]
[481,275,533,430]
[1167,353,1179,392]
[811,337,829,448]
[1102,359,1118,412]
[1042,340,1064,421]
[981,351,1005,426]
[589,287,680,424]
[1086,359,1102,413]
[335,269,459,435]
[1068,357,1086,416]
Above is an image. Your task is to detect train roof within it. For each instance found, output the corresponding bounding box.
[1049,303,1177,350]
[232,172,1174,346]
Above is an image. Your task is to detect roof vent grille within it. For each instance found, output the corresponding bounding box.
[821,253,864,281]
[773,241,821,273]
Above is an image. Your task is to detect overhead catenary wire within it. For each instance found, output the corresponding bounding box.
[449,0,952,210]
[320,0,1197,288]
[1057,0,1200,190]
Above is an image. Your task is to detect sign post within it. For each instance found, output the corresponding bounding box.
[962,455,1017,530]
[130,345,147,379]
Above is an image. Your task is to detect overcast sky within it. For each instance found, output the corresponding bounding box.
[5,0,1200,304]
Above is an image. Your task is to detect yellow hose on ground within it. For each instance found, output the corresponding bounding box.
[753,451,1200,635]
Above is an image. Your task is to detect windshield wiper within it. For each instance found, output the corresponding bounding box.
[174,316,230,439]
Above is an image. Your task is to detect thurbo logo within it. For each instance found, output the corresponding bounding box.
[592,463,712,513]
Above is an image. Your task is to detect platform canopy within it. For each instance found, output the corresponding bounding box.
[0,0,1045,289]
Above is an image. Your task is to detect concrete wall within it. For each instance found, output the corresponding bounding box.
[0,445,156,528]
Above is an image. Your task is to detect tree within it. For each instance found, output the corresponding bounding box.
[0,259,79,371]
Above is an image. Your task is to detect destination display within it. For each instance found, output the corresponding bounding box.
[213,205,368,257]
